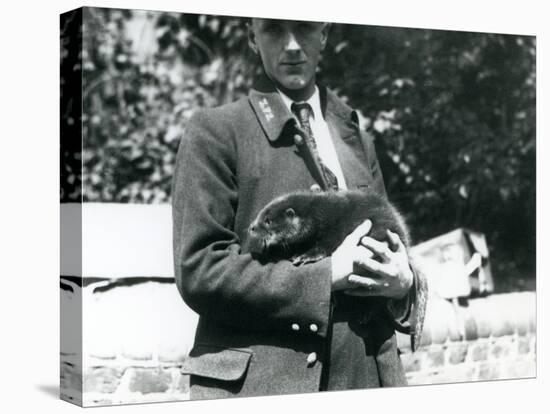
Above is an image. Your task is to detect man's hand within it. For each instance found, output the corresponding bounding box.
[331,221,413,299]
[331,219,373,291]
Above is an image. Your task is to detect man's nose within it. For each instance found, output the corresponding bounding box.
[284,33,301,51]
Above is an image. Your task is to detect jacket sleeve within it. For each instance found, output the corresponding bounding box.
[386,260,429,351]
[171,109,333,337]
[361,130,428,350]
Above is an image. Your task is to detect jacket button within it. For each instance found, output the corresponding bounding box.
[307,352,317,365]
[310,184,321,192]
[309,324,318,333]
[294,134,304,146]
[291,323,300,331]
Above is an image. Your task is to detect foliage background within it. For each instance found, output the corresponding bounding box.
[66,7,536,291]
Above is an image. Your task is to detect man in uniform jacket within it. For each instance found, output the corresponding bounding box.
[172,18,427,399]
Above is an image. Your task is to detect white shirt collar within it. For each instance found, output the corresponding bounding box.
[276,86,348,190]
[277,86,323,120]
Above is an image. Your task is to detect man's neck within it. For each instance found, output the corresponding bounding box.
[278,86,322,121]
[276,84,316,102]
[268,73,317,102]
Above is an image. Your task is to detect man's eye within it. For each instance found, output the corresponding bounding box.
[297,23,316,33]
[264,24,282,34]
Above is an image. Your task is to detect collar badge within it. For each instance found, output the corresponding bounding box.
[259,98,274,121]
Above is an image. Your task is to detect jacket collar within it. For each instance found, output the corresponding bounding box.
[248,72,359,142]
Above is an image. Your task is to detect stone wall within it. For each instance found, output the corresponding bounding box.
[60,278,535,406]
[397,291,536,385]
[61,279,197,406]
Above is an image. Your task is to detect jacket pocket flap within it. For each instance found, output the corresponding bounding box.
[181,344,252,382]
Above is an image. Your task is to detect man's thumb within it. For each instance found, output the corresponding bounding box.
[345,219,372,246]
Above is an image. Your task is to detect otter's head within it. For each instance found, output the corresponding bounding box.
[248,192,317,257]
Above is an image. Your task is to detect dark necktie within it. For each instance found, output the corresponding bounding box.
[291,102,339,191]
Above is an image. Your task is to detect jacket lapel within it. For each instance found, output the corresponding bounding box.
[323,89,374,190]
[248,75,375,190]
[326,119,372,190]
[248,74,295,142]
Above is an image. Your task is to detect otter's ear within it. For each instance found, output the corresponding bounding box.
[285,208,295,218]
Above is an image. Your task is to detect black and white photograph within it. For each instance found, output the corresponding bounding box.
[1,1,546,413]
[59,3,537,407]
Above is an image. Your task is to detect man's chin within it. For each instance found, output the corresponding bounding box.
[279,77,310,91]
[270,73,315,99]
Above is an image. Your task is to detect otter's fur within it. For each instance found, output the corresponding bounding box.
[248,189,409,265]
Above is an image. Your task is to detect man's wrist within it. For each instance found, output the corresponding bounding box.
[387,275,414,322]
[394,263,414,299]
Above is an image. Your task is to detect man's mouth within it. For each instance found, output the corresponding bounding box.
[281,61,306,66]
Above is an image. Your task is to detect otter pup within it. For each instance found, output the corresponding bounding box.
[248,189,410,266]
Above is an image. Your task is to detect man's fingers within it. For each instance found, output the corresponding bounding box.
[354,255,399,279]
[360,236,392,262]
[386,229,400,248]
[346,272,394,296]
[348,274,385,287]
[344,219,372,246]
[353,245,374,259]
[386,229,405,252]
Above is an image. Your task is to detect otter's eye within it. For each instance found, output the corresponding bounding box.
[285,208,295,218]
[264,218,271,227]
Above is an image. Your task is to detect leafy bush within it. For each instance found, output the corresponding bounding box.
[81,9,256,202]
[321,25,535,284]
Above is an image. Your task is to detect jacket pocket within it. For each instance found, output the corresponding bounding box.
[181,343,253,382]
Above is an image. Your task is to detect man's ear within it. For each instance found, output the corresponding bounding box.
[247,22,259,55]
[320,22,330,51]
